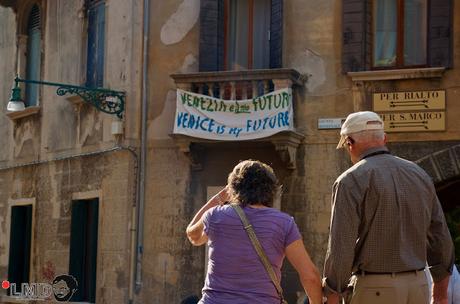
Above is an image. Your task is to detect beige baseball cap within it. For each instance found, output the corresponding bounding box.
[336,111,384,149]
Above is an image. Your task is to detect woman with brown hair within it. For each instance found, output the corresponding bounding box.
[186,160,322,304]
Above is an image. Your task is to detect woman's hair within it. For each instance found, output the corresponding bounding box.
[227,160,279,207]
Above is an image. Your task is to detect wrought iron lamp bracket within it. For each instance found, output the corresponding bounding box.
[12,77,125,118]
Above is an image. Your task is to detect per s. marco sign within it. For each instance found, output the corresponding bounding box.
[173,88,293,140]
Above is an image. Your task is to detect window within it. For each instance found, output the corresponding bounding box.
[342,0,452,72]
[25,4,41,107]
[199,0,283,72]
[224,0,271,70]
[372,0,427,68]
[69,199,99,302]
[7,205,33,294]
[86,0,105,88]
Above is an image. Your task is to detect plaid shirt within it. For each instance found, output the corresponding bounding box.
[323,146,454,294]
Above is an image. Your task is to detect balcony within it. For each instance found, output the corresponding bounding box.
[170,68,305,170]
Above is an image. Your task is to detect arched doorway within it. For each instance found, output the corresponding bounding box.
[437,178,460,264]
[415,145,460,263]
[437,179,460,212]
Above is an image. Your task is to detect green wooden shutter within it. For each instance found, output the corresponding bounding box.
[7,205,32,294]
[269,0,283,69]
[86,200,98,302]
[25,5,41,106]
[86,1,105,88]
[428,0,453,68]
[342,0,370,72]
[69,201,86,301]
[69,199,99,302]
[199,0,224,71]
[95,3,105,87]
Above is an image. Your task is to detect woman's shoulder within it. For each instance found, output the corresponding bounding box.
[212,204,296,223]
[205,204,237,219]
[264,207,294,218]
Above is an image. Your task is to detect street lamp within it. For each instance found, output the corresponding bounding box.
[7,76,125,118]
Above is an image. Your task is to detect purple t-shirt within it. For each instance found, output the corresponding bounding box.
[199,204,301,304]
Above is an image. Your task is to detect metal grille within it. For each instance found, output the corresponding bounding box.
[27,4,40,31]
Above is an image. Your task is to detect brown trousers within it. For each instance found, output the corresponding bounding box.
[349,270,429,304]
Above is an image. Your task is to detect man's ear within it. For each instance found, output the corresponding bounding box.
[346,137,355,146]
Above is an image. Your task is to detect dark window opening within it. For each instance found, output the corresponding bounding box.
[7,205,33,295]
[69,198,99,302]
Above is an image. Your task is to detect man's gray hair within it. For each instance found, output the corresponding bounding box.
[349,129,385,143]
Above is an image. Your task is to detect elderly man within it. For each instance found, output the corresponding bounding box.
[322,111,454,304]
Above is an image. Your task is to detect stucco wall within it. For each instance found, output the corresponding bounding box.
[0,1,141,304]
[148,0,199,141]
[142,3,200,301]
[0,0,142,163]
[143,1,349,298]
[144,0,460,302]
[0,7,16,164]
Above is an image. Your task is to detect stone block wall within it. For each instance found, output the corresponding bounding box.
[140,145,194,304]
[0,149,135,304]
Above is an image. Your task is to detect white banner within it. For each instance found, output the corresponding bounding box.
[173,88,293,140]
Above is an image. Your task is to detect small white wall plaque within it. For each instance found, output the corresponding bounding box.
[318,118,345,129]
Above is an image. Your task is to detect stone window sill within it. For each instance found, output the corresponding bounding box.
[347,67,445,82]
[6,106,41,120]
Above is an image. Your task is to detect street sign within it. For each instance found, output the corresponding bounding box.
[318,118,345,129]
[373,90,445,111]
[380,111,445,132]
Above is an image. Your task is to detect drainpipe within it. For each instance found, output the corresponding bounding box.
[136,0,150,293]
[129,0,149,302]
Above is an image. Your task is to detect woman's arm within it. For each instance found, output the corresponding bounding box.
[186,187,229,246]
[286,239,323,304]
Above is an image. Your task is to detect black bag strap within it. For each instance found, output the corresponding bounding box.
[231,203,287,304]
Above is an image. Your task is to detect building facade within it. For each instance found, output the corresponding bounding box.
[0,0,143,303]
[0,0,459,304]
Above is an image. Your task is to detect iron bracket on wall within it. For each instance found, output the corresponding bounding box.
[9,76,125,118]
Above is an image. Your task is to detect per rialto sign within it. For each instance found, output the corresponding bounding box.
[173,88,293,140]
